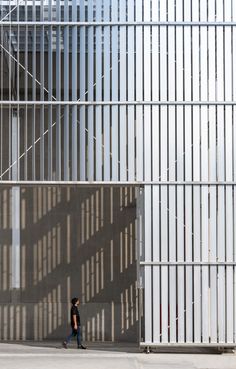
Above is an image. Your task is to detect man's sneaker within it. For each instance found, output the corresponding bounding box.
[62,341,68,349]
[78,344,87,349]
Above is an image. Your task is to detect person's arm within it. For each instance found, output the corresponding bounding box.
[73,314,77,330]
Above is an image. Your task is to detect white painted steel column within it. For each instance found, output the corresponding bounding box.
[135,0,143,182]
[63,0,69,180]
[184,0,193,343]
[95,0,102,180]
[152,0,160,345]
[224,0,234,344]
[208,0,217,344]
[168,0,176,343]
[103,0,111,181]
[216,0,226,343]
[56,0,61,180]
[32,0,36,180]
[143,0,152,345]
[24,0,28,180]
[87,0,94,181]
[192,0,201,344]
[111,0,118,181]
[200,0,209,343]
[119,0,127,181]
[160,0,168,343]
[12,112,20,289]
[71,0,78,180]
[40,0,45,180]
[79,0,86,180]
[176,0,185,343]
[233,0,236,345]
[48,0,53,180]
[127,0,135,181]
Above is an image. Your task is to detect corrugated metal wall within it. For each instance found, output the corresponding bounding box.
[0,0,236,346]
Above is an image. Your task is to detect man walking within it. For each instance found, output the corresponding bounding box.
[63,297,87,349]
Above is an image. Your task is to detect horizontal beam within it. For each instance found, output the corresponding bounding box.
[1,21,236,27]
[0,181,236,186]
[140,343,236,347]
[140,261,236,266]
[0,101,236,106]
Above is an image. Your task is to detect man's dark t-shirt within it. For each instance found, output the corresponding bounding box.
[71,305,81,328]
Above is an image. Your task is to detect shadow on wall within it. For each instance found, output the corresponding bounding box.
[0,186,140,342]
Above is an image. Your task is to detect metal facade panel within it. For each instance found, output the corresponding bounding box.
[0,0,236,347]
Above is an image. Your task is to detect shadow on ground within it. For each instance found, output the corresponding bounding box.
[1,341,232,355]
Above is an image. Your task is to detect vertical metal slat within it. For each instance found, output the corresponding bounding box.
[80,0,86,180]
[127,0,135,181]
[224,0,234,343]
[216,0,226,343]
[168,0,176,343]
[152,0,160,345]
[95,0,102,180]
[200,0,209,343]
[71,0,78,180]
[176,0,185,343]
[143,0,152,344]
[208,0,217,343]
[111,0,118,181]
[184,0,193,343]
[87,0,94,181]
[103,0,111,180]
[63,0,69,180]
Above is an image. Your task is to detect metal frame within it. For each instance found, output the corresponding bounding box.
[0,181,236,186]
[2,21,236,26]
[1,101,236,105]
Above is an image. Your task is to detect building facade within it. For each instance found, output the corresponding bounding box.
[0,0,236,347]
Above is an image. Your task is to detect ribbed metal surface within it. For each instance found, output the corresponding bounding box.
[0,0,236,347]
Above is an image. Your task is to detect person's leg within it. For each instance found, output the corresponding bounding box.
[77,327,86,349]
[66,329,74,343]
[76,326,81,347]
[63,328,74,348]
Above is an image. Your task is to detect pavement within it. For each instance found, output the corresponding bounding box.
[0,342,236,369]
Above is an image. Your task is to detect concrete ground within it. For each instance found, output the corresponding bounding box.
[0,342,236,369]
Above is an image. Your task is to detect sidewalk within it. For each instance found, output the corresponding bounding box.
[0,342,235,369]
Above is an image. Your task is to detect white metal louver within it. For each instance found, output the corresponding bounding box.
[0,0,236,348]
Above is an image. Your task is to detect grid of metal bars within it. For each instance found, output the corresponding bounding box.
[0,0,236,346]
